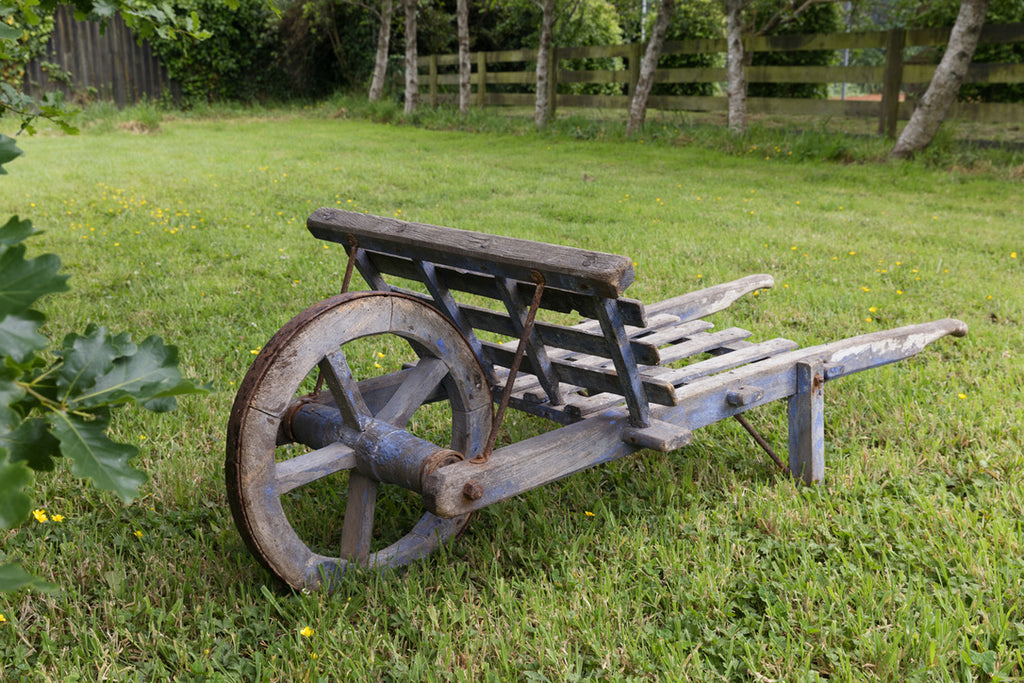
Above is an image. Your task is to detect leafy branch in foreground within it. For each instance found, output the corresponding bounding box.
[0,212,206,591]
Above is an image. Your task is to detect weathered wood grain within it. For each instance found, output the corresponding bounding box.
[308,208,636,299]
[363,251,647,325]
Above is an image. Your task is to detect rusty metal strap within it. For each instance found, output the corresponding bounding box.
[341,237,359,294]
[471,271,546,464]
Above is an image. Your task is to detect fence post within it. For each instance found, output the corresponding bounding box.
[547,47,558,120]
[476,51,487,107]
[628,41,642,95]
[880,28,905,139]
[429,54,438,108]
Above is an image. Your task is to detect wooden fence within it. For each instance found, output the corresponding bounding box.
[22,4,175,107]
[421,22,1024,133]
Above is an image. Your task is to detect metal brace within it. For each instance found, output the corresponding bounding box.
[471,271,546,464]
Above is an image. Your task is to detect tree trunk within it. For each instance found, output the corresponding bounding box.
[890,0,989,158]
[403,0,418,115]
[726,0,747,135]
[626,0,674,136]
[457,0,471,115]
[368,0,393,102]
[534,0,555,129]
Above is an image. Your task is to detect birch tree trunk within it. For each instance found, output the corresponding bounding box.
[457,0,471,115]
[626,0,674,136]
[725,0,748,135]
[368,0,393,102]
[534,0,556,129]
[890,0,989,158]
[403,0,418,114]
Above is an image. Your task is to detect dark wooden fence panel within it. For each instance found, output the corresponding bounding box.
[22,4,176,107]
[421,22,1024,129]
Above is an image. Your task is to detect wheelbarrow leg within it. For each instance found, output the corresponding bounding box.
[787,360,825,484]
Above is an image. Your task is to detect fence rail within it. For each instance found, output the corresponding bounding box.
[22,4,175,107]
[420,22,1024,133]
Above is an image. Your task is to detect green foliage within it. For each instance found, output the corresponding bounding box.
[0,133,24,173]
[558,0,625,96]
[912,0,1024,103]
[276,0,380,98]
[652,0,724,98]
[749,1,843,99]
[0,214,205,591]
[0,9,55,88]
[149,0,279,106]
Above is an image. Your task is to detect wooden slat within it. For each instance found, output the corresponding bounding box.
[459,304,660,365]
[657,327,754,364]
[362,251,647,325]
[481,341,677,406]
[645,274,774,322]
[309,208,635,299]
[655,338,801,388]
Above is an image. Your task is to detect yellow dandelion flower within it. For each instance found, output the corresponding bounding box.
[134,530,144,539]
[51,514,65,523]
[861,286,870,292]
[32,509,48,523]
[300,626,315,638]
[584,511,595,517]
[958,393,967,400]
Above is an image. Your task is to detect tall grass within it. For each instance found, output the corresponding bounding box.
[0,105,1021,681]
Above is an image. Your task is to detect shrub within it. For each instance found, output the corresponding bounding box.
[651,0,724,98]
[150,0,280,106]
[748,0,843,99]
[912,0,1024,103]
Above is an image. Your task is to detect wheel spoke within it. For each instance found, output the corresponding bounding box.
[339,473,378,564]
[374,357,450,427]
[318,349,371,430]
[274,443,356,495]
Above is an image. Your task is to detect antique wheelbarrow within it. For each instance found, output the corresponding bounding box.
[226,208,967,590]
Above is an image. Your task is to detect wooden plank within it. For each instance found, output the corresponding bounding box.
[559,44,634,60]
[494,276,562,405]
[594,297,650,427]
[424,408,644,518]
[746,65,883,84]
[364,251,647,325]
[788,360,825,484]
[559,70,631,85]
[657,327,754,365]
[480,341,677,406]
[645,274,774,322]
[308,208,636,299]
[459,303,660,365]
[654,337,801,388]
[949,101,1024,124]
[487,71,537,85]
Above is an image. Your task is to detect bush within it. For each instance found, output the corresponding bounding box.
[150,0,280,106]
[651,0,724,98]
[912,0,1024,103]
[748,0,843,99]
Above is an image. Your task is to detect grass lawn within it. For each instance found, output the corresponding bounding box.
[1,107,1022,681]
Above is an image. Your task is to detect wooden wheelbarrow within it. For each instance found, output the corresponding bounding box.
[226,208,967,590]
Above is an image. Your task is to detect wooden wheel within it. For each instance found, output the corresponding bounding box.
[226,292,492,590]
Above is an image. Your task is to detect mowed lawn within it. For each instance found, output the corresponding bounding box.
[1,112,1022,681]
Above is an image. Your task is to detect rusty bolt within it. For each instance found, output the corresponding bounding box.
[462,481,483,501]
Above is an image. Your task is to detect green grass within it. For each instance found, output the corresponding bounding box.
[1,104,1022,681]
